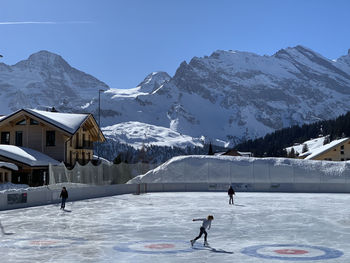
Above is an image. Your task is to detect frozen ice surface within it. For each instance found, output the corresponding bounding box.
[0,192,349,262]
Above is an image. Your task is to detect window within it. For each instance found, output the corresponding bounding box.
[16,119,26,125]
[341,158,345,161]
[15,131,23,146]
[341,150,344,155]
[46,131,55,146]
[30,119,39,125]
[1,132,10,144]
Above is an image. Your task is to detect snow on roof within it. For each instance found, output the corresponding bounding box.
[286,136,327,155]
[302,137,349,160]
[0,161,18,171]
[25,109,89,134]
[0,145,60,166]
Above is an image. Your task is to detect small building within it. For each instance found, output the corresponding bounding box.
[299,137,350,161]
[0,108,106,186]
[0,145,59,185]
[221,149,252,157]
[0,161,18,184]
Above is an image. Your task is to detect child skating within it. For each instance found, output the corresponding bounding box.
[190,215,214,247]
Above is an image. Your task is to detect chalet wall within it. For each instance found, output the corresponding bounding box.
[313,140,350,161]
[66,127,93,166]
[0,118,67,162]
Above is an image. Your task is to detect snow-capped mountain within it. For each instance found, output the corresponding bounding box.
[2,46,350,151]
[94,45,350,146]
[0,50,108,114]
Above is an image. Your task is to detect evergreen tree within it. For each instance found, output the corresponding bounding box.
[208,142,214,155]
[302,144,309,153]
[288,148,295,158]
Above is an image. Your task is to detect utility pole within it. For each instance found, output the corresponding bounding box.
[98,89,104,161]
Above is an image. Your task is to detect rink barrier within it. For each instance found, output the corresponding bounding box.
[1,181,350,211]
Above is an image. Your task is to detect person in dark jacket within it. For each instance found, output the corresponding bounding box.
[60,187,68,209]
[228,186,235,205]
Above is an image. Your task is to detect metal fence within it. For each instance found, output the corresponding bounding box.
[49,162,158,185]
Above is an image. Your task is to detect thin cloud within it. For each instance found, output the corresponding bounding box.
[0,21,91,25]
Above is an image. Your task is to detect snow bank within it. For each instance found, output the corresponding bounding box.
[0,182,29,192]
[128,155,350,184]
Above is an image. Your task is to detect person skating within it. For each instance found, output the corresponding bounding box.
[60,187,68,209]
[228,185,235,205]
[190,215,214,247]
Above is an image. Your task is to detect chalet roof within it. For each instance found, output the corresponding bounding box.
[300,137,349,160]
[0,108,91,135]
[0,145,60,167]
[25,109,89,134]
[0,161,18,171]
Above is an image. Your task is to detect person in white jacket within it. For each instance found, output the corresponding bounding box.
[190,215,214,247]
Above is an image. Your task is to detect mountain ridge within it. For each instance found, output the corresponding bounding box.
[1,46,350,158]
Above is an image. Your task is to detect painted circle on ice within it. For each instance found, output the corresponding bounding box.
[241,244,343,261]
[275,249,308,255]
[113,240,192,254]
[0,237,86,250]
[144,243,175,249]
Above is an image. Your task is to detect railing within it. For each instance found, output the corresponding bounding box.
[75,141,93,150]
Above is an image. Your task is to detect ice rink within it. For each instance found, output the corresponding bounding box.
[0,192,349,262]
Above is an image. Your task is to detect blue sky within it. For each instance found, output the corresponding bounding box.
[1,0,349,89]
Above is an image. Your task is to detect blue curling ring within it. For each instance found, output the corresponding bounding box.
[241,244,343,261]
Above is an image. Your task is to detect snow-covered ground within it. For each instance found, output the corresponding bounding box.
[0,192,348,262]
[102,121,204,149]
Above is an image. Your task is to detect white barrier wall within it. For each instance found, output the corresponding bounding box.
[2,180,350,212]
[130,156,350,186]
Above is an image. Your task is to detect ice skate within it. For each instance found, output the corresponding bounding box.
[190,239,195,247]
[204,241,209,247]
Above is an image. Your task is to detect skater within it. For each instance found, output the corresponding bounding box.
[60,187,68,209]
[0,220,5,235]
[190,215,214,247]
[228,185,235,205]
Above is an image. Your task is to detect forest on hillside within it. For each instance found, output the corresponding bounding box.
[235,111,350,157]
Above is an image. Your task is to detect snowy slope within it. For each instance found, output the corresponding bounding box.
[102,121,204,149]
[285,136,328,155]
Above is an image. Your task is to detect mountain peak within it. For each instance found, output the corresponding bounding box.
[14,50,70,70]
[137,71,171,93]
